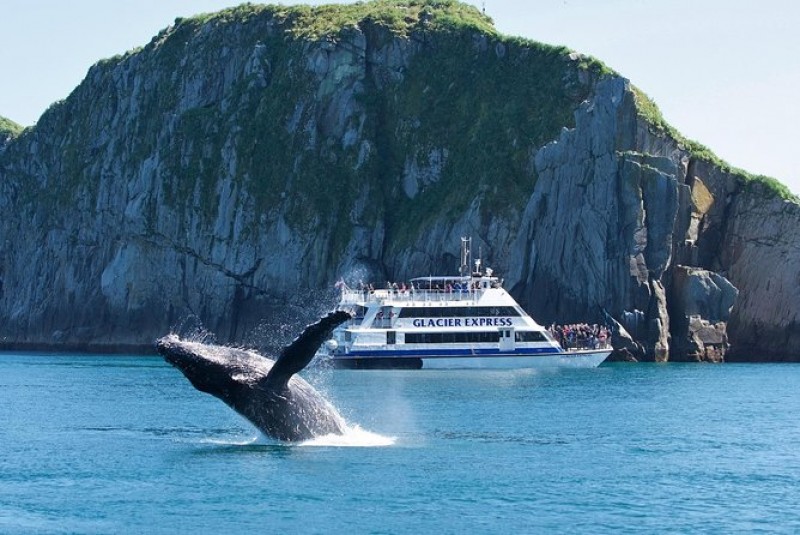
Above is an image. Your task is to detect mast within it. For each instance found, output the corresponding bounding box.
[460,237,472,277]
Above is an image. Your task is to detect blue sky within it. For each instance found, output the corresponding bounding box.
[1,0,797,194]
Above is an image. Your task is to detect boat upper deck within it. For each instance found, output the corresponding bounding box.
[339,275,506,308]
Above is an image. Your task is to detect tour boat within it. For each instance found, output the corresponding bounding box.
[321,238,612,369]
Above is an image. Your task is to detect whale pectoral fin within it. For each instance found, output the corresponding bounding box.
[264,310,352,387]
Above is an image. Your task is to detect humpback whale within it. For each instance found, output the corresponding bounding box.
[156,310,352,442]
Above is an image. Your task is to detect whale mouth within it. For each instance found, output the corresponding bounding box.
[156,335,214,378]
[155,334,180,352]
[156,335,234,396]
[156,335,191,367]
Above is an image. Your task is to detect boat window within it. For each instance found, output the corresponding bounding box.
[401,331,548,345]
[398,306,520,318]
[387,331,396,345]
[515,331,547,342]
[405,332,502,344]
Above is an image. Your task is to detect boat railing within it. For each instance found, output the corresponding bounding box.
[340,288,482,305]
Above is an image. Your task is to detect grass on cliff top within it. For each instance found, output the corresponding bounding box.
[172,0,614,74]
[632,86,797,202]
[0,115,23,137]
[170,0,612,68]
[124,0,608,84]
[286,0,496,38]
[176,1,495,39]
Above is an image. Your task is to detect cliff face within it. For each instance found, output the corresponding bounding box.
[0,1,797,359]
[505,76,800,361]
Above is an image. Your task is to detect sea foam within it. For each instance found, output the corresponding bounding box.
[300,424,396,447]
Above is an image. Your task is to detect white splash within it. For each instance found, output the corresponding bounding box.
[299,425,396,447]
[198,427,395,448]
[200,436,261,446]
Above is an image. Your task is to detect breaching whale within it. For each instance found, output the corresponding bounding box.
[156,310,352,442]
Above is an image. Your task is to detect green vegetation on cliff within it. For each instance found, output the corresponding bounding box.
[286,0,496,38]
[381,32,593,244]
[0,116,23,137]
[180,0,496,39]
[136,0,602,255]
[632,86,797,202]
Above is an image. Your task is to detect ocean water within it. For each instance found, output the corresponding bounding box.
[1,354,799,534]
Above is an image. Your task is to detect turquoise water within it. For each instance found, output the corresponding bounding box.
[1,354,799,534]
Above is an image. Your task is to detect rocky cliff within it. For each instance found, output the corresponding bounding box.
[0,1,797,360]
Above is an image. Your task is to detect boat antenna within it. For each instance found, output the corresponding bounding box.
[474,245,483,276]
[460,236,472,277]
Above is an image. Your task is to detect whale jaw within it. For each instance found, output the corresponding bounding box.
[156,335,265,396]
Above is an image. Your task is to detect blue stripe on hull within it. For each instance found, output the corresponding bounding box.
[344,347,563,357]
[332,349,612,369]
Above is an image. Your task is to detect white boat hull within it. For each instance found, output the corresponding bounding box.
[420,349,611,369]
[329,349,611,370]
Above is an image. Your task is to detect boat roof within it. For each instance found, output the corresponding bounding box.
[410,276,499,282]
[410,276,469,282]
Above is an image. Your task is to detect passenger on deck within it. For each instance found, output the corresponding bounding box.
[550,322,612,350]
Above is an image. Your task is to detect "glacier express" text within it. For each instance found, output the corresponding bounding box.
[410,317,513,328]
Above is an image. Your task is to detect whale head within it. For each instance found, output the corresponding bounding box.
[157,334,270,396]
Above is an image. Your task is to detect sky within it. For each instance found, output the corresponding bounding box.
[1,0,798,194]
